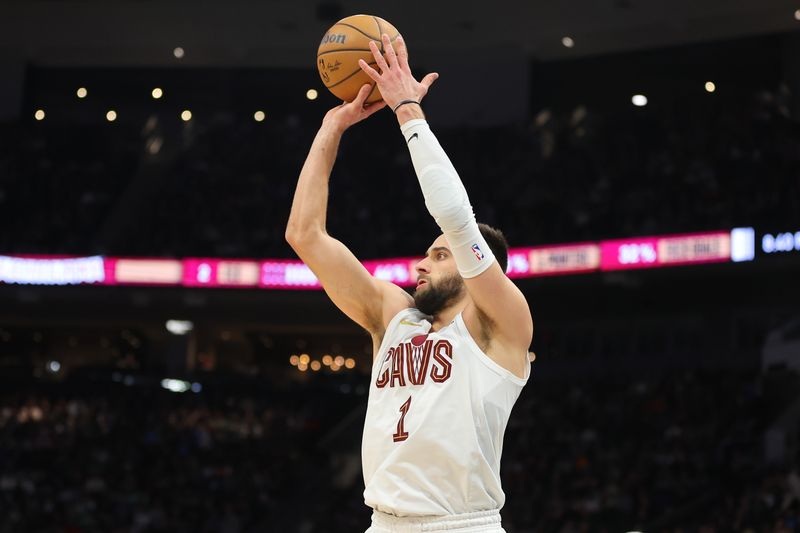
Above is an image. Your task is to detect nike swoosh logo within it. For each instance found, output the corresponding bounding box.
[406,133,419,144]
[400,319,422,327]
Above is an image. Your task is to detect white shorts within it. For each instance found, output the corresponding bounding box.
[365,509,505,532]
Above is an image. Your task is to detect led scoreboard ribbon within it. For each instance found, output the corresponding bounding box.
[600,231,731,271]
[0,229,751,288]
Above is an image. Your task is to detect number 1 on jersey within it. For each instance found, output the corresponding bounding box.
[393,396,412,442]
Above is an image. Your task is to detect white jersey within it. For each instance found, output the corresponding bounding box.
[362,307,530,517]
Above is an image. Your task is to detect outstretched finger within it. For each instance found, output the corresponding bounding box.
[394,35,410,71]
[358,59,381,83]
[420,72,440,92]
[382,33,399,69]
[368,40,390,73]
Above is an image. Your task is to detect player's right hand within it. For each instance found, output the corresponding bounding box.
[321,84,386,133]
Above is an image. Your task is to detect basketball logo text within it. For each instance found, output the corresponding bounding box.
[376,336,453,388]
[320,33,347,45]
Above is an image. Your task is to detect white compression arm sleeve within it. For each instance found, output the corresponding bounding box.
[400,118,495,278]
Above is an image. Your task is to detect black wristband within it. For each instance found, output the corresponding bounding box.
[393,99,421,113]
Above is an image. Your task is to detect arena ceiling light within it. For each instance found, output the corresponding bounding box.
[34,109,45,121]
[181,110,192,122]
[705,81,716,93]
[160,378,190,393]
[152,87,163,99]
[76,87,87,99]
[165,319,193,335]
[254,110,266,122]
[561,36,575,48]
[173,46,185,59]
[795,9,800,20]
[106,110,117,122]
[47,360,61,373]
[631,94,648,107]
[306,89,319,100]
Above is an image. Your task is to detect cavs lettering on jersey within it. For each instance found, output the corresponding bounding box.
[362,308,530,517]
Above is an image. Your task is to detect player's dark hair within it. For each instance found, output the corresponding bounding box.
[478,223,509,274]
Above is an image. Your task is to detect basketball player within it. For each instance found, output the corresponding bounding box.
[286,33,533,533]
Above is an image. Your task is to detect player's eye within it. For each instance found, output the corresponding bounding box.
[437,252,447,260]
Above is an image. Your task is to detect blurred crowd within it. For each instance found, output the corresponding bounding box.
[1,367,797,533]
[0,87,798,260]
[501,371,798,532]
[0,382,355,533]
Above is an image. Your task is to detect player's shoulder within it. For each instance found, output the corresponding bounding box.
[375,279,414,320]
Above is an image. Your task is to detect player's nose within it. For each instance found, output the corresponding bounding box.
[414,258,430,274]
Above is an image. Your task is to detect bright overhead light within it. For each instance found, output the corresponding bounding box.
[306,89,318,100]
[161,378,190,393]
[106,110,117,122]
[795,9,800,20]
[181,109,192,122]
[173,46,185,59]
[34,109,45,121]
[47,360,61,373]
[705,81,716,93]
[76,87,87,99]
[254,110,266,122]
[152,87,163,99]
[631,94,648,107]
[561,36,575,48]
[165,319,193,335]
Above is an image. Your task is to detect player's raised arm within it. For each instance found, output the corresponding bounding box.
[359,35,533,375]
[285,85,412,337]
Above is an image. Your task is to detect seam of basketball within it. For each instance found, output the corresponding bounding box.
[373,16,383,52]
[325,61,377,89]
[366,81,380,103]
[332,21,380,42]
[318,48,373,57]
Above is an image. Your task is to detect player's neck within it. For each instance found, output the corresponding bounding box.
[429,296,469,332]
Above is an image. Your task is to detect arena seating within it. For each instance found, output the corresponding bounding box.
[1,86,797,260]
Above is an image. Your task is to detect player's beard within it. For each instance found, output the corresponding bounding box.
[413,273,465,316]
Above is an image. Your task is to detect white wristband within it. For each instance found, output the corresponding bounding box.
[401,119,495,278]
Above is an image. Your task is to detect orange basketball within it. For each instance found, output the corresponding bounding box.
[317,14,401,104]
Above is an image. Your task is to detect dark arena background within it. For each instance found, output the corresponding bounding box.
[1,1,800,532]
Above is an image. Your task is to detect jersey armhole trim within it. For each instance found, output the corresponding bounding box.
[454,313,530,386]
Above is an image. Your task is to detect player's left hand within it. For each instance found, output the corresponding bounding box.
[321,83,387,134]
[358,34,439,111]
